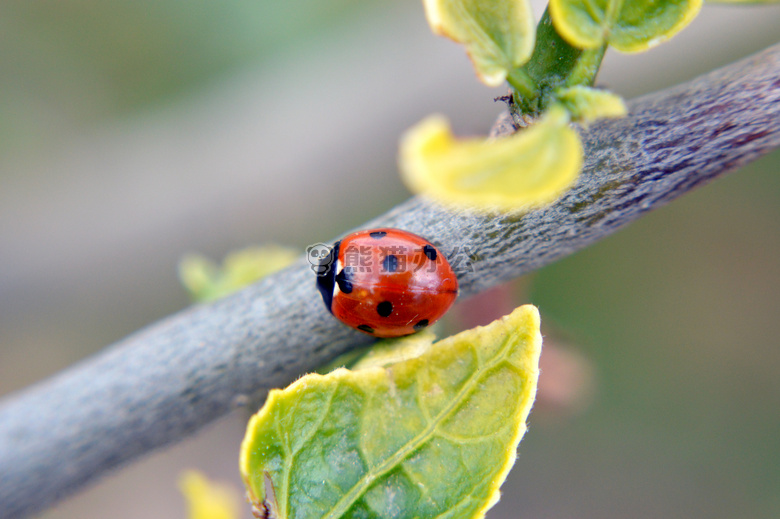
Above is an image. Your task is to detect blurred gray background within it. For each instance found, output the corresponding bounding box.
[1,1,779,518]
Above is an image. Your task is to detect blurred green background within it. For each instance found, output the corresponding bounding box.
[0,1,778,518]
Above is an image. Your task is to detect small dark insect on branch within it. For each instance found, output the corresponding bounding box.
[0,43,778,519]
[493,93,514,105]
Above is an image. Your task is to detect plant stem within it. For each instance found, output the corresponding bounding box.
[506,68,538,102]
[566,45,607,87]
[511,7,607,118]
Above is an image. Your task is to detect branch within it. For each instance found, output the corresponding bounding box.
[1,44,778,519]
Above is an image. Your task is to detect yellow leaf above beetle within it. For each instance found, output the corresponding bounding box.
[549,0,702,52]
[423,0,536,86]
[555,85,627,123]
[399,106,582,212]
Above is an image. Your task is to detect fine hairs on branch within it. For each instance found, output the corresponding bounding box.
[0,43,778,519]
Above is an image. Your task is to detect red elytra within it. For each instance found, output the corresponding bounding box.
[316,228,458,337]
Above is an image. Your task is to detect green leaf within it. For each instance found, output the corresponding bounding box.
[179,245,297,303]
[399,106,582,212]
[423,0,536,86]
[549,0,702,52]
[555,85,627,123]
[240,305,543,519]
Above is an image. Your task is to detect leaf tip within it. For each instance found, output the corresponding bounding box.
[179,470,240,519]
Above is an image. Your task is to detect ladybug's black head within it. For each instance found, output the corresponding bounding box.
[315,240,339,313]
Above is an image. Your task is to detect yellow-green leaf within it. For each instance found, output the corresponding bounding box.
[317,331,438,375]
[179,245,297,303]
[549,0,702,52]
[351,330,438,370]
[240,305,542,519]
[179,471,240,519]
[399,107,582,212]
[556,85,627,123]
[423,0,536,86]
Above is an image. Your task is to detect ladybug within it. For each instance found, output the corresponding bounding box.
[316,228,458,337]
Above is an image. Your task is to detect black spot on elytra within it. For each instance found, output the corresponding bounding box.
[382,254,398,273]
[357,324,374,334]
[315,240,339,313]
[377,301,393,317]
[414,319,429,330]
[422,244,437,261]
[369,230,387,239]
[336,266,354,294]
